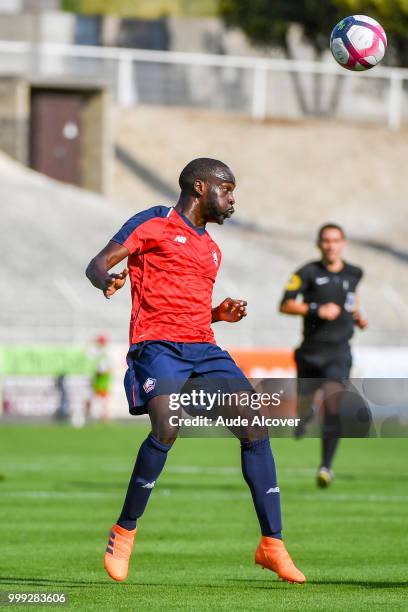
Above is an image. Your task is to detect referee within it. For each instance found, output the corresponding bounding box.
[279,223,367,487]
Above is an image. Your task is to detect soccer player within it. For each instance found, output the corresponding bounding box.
[279,224,367,487]
[86,158,305,584]
[90,334,112,421]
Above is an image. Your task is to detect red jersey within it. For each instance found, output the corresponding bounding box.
[111,206,222,345]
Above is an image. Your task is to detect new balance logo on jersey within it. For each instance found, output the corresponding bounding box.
[174,235,187,244]
[212,250,219,267]
[141,481,156,489]
[143,377,156,393]
[315,277,329,285]
[266,487,280,494]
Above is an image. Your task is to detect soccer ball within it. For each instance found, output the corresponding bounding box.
[330,15,387,71]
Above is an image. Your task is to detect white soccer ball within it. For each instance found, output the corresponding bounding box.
[330,15,387,71]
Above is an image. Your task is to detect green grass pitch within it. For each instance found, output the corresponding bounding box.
[0,424,407,611]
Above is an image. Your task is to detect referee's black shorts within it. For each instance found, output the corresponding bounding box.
[295,344,352,397]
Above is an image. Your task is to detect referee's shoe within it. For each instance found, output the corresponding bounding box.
[316,467,334,488]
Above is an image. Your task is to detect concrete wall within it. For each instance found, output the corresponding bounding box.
[0,10,74,43]
[0,1,23,12]
[0,76,111,195]
[23,0,61,10]
[0,9,271,57]
[0,77,29,164]
[81,87,111,194]
[167,16,257,56]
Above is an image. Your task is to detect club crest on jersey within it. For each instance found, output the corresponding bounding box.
[212,250,219,267]
[143,377,156,393]
[174,235,187,244]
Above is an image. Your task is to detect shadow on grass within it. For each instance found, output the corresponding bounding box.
[0,577,109,588]
[228,577,408,589]
[0,576,289,591]
[308,580,408,589]
[2,576,407,590]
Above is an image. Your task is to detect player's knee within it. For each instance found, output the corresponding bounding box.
[151,425,179,446]
[235,426,268,444]
[156,434,178,446]
[239,434,270,448]
[148,396,181,444]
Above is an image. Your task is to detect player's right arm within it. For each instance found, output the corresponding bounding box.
[86,241,130,299]
[86,206,169,299]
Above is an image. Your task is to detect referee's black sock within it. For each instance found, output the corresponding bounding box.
[321,437,340,470]
[321,412,341,469]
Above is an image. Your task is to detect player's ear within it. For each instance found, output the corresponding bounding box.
[193,178,206,196]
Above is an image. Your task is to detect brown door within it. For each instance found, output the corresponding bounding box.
[30,91,83,186]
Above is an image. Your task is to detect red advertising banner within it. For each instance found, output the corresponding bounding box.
[229,348,296,378]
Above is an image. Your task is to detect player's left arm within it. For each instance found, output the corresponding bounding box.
[352,291,368,329]
[212,298,247,323]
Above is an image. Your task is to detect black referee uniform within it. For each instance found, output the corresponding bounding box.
[280,259,366,475]
[281,260,363,385]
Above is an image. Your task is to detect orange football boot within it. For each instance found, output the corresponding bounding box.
[104,524,137,582]
[255,536,306,583]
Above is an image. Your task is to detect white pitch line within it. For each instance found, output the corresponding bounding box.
[286,493,408,503]
[0,491,118,499]
[1,490,407,503]
[166,466,318,476]
[1,460,316,476]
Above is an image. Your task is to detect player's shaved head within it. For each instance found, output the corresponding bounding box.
[179,158,235,194]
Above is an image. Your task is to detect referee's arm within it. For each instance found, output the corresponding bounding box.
[352,291,368,329]
[280,300,340,320]
[279,270,310,316]
[278,270,340,321]
[280,300,310,316]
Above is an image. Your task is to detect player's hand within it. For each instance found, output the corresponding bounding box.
[214,298,247,323]
[103,268,129,299]
[353,311,368,329]
[318,302,341,320]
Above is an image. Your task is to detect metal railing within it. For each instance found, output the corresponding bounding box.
[0,40,407,128]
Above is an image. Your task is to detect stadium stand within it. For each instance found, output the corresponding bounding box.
[2,107,408,347]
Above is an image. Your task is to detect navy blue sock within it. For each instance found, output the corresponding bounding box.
[117,433,172,530]
[241,437,282,539]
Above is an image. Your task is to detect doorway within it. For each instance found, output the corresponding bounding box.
[30,90,83,186]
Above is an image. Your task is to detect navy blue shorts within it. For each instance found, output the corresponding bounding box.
[123,341,252,415]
